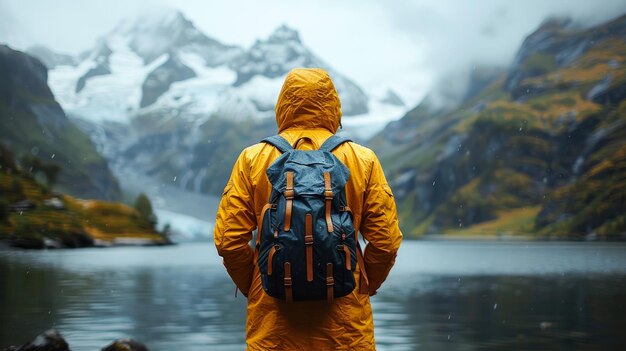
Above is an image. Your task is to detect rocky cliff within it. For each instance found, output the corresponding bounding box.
[0,45,121,200]
[373,14,626,239]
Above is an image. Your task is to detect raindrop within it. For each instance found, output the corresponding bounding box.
[173,176,177,182]
[19,211,23,216]
[493,303,498,310]
[51,154,55,159]
[448,314,452,320]
[447,335,451,340]
[432,181,436,186]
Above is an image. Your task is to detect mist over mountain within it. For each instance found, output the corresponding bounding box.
[372,14,626,239]
[7,4,626,240]
[25,45,77,69]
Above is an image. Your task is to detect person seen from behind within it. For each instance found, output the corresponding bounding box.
[214,67,402,350]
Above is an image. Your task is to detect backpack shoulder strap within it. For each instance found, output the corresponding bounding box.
[261,135,293,153]
[319,135,352,152]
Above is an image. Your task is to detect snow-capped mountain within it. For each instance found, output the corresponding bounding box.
[33,9,408,238]
[46,10,382,124]
[229,24,369,115]
[114,9,242,67]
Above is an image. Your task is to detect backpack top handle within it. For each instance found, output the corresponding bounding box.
[262,134,352,153]
[293,137,315,150]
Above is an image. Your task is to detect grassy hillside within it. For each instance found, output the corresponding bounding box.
[373,15,626,239]
[0,144,168,249]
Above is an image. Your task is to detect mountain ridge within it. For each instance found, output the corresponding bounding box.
[373,13,626,239]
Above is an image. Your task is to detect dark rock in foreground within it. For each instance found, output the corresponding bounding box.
[2,330,150,351]
[101,339,149,351]
[2,330,69,351]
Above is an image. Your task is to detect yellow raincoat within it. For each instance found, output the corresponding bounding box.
[214,68,402,350]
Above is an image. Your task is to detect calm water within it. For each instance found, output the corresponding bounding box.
[1,241,625,350]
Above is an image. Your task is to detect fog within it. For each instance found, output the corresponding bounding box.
[2,0,626,106]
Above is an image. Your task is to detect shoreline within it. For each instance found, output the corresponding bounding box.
[416,233,626,242]
[0,237,174,250]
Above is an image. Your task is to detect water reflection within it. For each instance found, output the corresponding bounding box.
[1,242,625,350]
[1,245,247,350]
[374,274,626,350]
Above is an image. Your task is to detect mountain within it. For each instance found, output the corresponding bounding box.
[0,45,121,200]
[228,24,369,115]
[373,14,626,239]
[114,9,243,66]
[47,10,376,123]
[38,10,406,227]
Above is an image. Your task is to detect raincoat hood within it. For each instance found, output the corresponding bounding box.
[275,68,342,133]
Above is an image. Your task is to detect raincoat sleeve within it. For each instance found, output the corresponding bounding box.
[360,151,403,295]
[214,149,257,296]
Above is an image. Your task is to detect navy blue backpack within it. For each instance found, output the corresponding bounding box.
[256,134,359,303]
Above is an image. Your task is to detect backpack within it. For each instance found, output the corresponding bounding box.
[255,134,361,303]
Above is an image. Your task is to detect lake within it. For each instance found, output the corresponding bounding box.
[1,241,625,350]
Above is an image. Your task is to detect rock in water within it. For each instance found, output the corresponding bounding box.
[101,339,149,351]
[2,329,70,351]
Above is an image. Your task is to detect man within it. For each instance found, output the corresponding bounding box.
[214,68,402,350]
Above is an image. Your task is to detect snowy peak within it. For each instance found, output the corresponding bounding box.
[109,9,242,66]
[230,24,369,115]
[231,25,313,86]
[115,8,191,34]
[267,24,302,44]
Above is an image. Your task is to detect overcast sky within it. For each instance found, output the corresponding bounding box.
[2,0,626,106]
